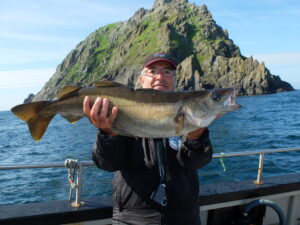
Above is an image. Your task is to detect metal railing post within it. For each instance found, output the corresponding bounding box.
[254,153,264,185]
[64,159,85,208]
[71,162,84,208]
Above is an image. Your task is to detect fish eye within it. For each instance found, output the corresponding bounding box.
[211,92,221,102]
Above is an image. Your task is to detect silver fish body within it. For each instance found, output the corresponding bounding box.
[11,81,240,141]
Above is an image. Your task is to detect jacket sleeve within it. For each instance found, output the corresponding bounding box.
[176,129,213,170]
[92,129,131,172]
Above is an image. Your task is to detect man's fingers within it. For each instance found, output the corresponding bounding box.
[109,106,118,123]
[90,97,103,124]
[83,96,116,133]
[83,96,90,114]
[99,98,109,121]
[83,96,94,124]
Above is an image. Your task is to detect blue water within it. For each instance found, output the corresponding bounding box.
[1,90,300,205]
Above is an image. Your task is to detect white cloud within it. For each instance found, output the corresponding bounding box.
[0,68,55,89]
[0,68,56,111]
[0,0,138,29]
[0,29,80,43]
[249,52,300,89]
[0,0,152,71]
[252,52,300,67]
[0,48,68,65]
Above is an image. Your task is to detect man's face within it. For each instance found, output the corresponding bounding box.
[139,61,175,91]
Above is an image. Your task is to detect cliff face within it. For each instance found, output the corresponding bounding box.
[30,0,294,102]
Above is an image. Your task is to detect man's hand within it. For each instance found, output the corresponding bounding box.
[83,96,118,136]
[187,127,207,140]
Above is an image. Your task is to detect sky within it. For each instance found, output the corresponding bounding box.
[0,0,299,111]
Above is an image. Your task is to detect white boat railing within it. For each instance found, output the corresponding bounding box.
[1,147,300,207]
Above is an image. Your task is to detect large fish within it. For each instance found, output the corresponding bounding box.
[11,81,240,141]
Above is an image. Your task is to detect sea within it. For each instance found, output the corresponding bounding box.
[1,90,300,205]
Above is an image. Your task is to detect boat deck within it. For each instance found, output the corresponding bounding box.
[1,173,300,225]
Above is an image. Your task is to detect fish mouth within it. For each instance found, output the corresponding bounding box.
[226,89,241,110]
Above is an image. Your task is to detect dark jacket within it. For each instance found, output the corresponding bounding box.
[92,129,213,225]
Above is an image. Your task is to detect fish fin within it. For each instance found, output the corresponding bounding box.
[112,122,135,137]
[112,128,135,137]
[93,80,126,87]
[60,113,84,124]
[56,86,81,99]
[11,101,54,141]
[28,114,55,141]
[175,115,185,135]
[114,129,136,137]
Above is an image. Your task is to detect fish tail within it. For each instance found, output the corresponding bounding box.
[11,101,54,141]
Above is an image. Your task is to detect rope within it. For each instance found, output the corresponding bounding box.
[220,152,227,172]
[64,159,79,200]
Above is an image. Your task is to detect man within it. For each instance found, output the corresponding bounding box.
[83,53,213,225]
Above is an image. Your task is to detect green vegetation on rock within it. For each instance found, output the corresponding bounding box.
[29,0,294,102]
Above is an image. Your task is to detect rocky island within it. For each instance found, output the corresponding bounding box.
[27,0,294,103]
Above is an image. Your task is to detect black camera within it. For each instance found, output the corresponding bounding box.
[151,183,168,206]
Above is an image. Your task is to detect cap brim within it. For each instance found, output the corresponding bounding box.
[144,58,177,69]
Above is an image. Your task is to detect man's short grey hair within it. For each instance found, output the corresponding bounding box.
[140,67,148,77]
